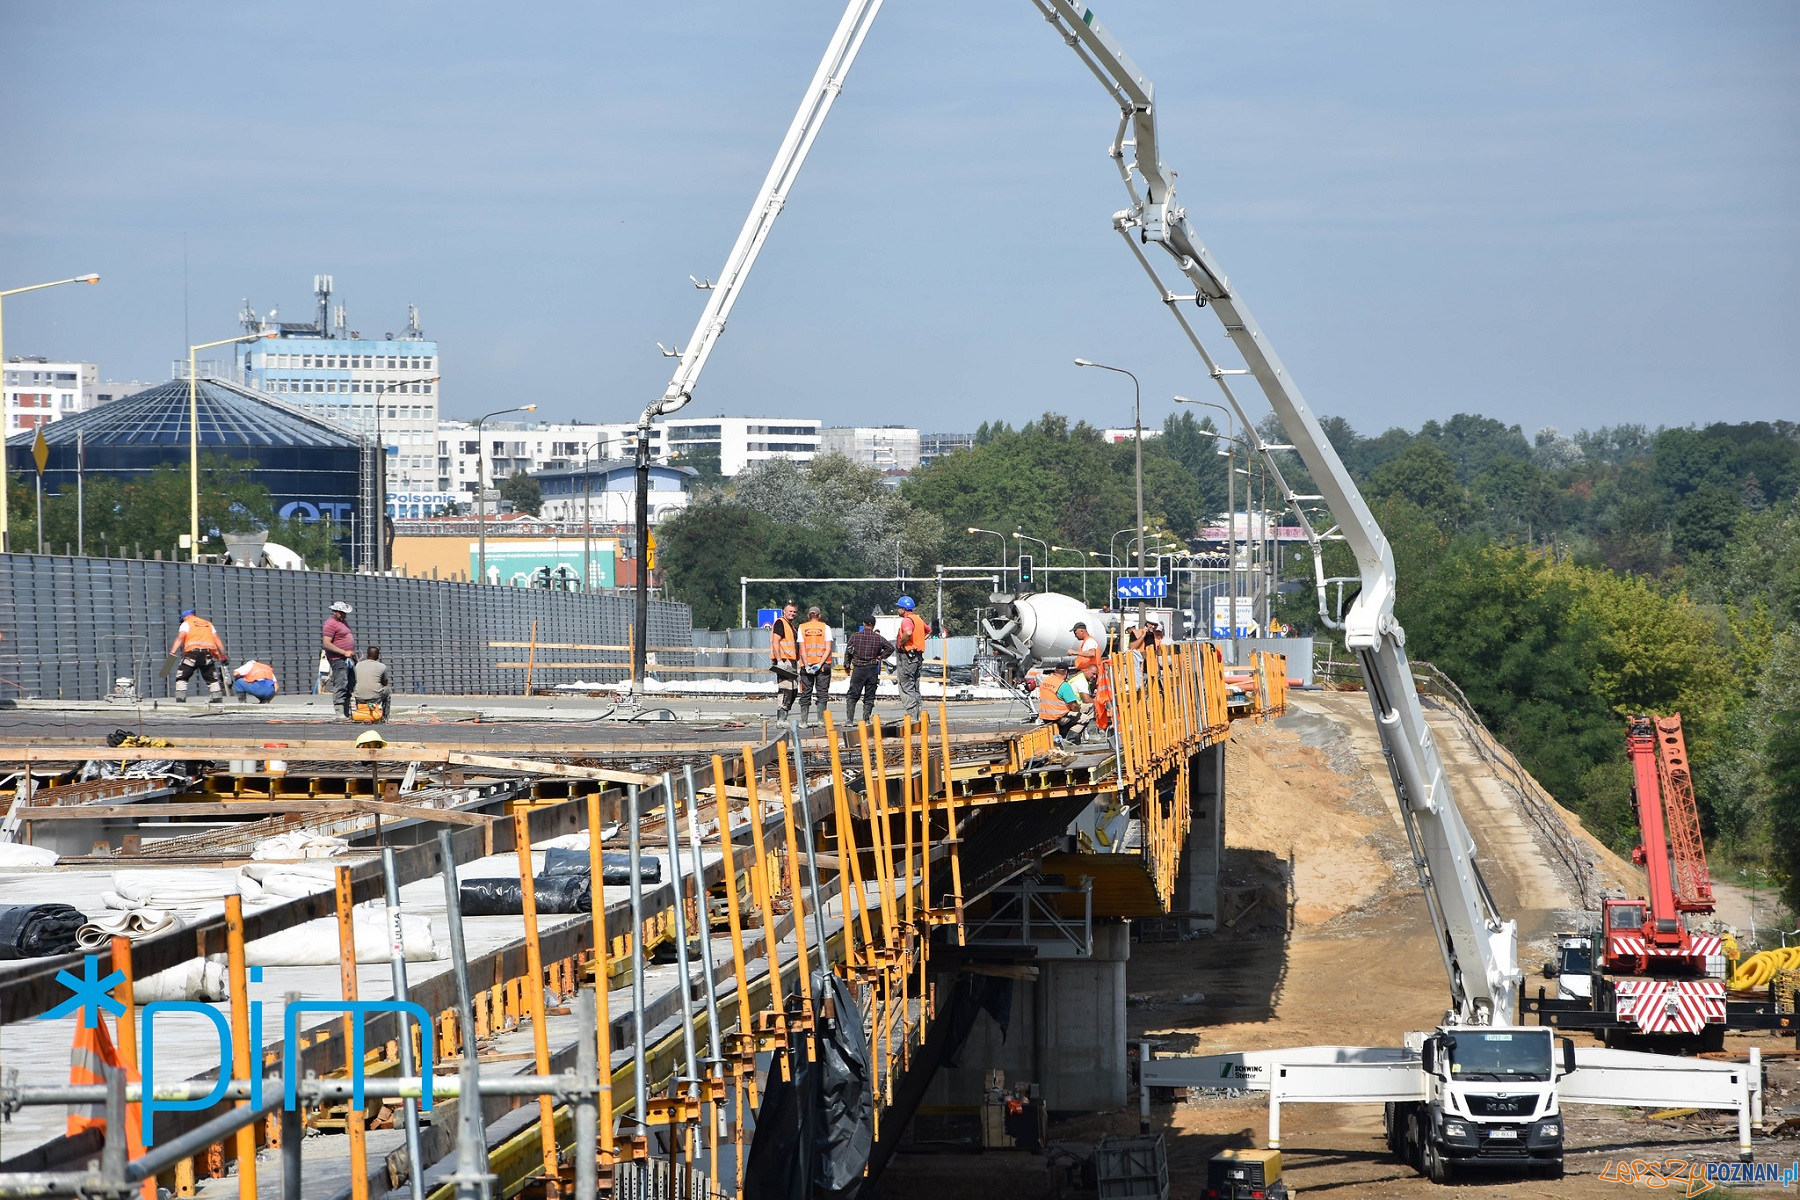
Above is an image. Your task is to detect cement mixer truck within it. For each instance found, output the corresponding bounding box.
[979,591,1175,680]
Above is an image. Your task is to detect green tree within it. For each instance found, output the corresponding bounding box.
[1368,441,1473,528]
[499,470,542,517]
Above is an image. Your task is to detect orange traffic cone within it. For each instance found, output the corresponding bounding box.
[67,1013,153,1197]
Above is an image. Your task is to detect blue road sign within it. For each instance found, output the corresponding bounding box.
[1116,576,1168,600]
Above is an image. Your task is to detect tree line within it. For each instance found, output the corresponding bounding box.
[659,412,1797,916]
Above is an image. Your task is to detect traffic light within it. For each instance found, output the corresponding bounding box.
[1157,554,1174,579]
[1017,554,1034,588]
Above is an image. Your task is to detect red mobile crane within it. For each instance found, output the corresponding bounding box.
[1596,715,1727,1045]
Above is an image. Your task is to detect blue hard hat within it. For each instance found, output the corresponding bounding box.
[896,595,915,611]
[180,608,196,619]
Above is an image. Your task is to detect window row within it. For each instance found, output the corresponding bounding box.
[261,353,435,371]
[268,380,434,396]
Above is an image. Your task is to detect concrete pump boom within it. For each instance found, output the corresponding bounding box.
[630,0,883,683]
[1033,0,1521,1025]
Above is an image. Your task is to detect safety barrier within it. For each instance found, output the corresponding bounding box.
[0,551,690,701]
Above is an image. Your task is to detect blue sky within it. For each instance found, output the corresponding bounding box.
[3,2,1794,441]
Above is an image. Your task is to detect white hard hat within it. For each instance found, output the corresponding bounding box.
[331,601,353,614]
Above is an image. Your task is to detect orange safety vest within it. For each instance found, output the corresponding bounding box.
[898,611,929,653]
[238,661,277,688]
[1038,674,1073,722]
[798,619,833,667]
[172,615,224,657]
[770,617,798,663]
[1093,662,1114,730]
[1073,636,1102,676]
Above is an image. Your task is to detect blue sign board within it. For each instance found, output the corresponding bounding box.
[1116,576,1168,600]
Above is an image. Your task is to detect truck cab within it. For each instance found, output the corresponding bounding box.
[1551,935,1595,1001]
[1386,1026,1571,1183]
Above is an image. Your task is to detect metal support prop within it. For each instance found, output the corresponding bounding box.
[222,894,258,1200]
[574,988,599,1199]
[438,827,496,1200]
[334,864,371,1200]
[380,846,428,1200]
[680,764,725,1192]
[775,746,816,1053]
[584,793,617,1165]
[787,725,832,976]
[108,935,156,1200]
[822,712,873,967]
[938,703,965,942]
[512,809,563,1199]
[660,771,700,1172]
[626,785,652,1126]
[713,752,757,1185]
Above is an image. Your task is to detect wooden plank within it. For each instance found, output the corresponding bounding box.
[488,642,701,653]
[497,661,768,674]
[19,798,493,825]
[442,751,658,786]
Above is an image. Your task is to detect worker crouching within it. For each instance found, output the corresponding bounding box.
[1037,664,1089,748]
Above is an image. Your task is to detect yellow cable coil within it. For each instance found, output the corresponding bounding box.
[1728,944,1800,992]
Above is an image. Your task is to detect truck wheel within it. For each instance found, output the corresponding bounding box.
[1700,1024,1725,1054]
[1424,1140,1454,1185]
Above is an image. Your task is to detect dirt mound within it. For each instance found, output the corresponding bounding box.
[1225,720,1397,926]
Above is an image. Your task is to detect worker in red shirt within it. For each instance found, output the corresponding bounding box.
[322,601,356,718]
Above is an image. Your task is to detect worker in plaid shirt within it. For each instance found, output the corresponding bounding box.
[842,614,895,726]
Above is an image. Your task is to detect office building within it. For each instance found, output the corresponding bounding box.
[819,425,921,472]
[663,415,819,476]
[3,358,97,433]
[234,275,448,513]
[918,431,973,465]
[532,460,695,525]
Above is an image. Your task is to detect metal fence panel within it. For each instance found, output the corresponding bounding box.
[0,552,691,701]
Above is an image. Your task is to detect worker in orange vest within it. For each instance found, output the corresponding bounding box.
[894,595,929,719]
[1072,621,1103,686]
[168,607,226,704]
[795,606,835,728]
[231,659,279,703]
[769,599,801,725]
[1037,665,1088,745]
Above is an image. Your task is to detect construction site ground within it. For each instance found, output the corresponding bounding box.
[880,692,1799,1199]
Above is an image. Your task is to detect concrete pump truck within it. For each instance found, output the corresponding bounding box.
[1028,1,1765,1181]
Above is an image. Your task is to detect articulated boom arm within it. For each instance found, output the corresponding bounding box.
[636,0,884,434]
[1655,715,1714,913]
[1036,1,1520,1025]
[1626,716,1685,945]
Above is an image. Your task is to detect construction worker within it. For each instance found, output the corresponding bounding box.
[231,659,279,703]
[1072,621,1103,687]
[894,595,928,719]
[1037,664,1088,745]
[169,608,226,704]
[353,645,392,722]
[768,599,801,725]
[322,601,356,718]
[843,613,894,726]
[795,605,835,728]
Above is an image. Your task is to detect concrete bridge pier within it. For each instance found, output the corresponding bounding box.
[1175,740,1226,933]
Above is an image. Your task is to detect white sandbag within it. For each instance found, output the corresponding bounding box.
[75,907,178,951]
[250,831,350,861]
[134,958,229,1003]
[533,825,619,851]
[238,861,338,901]
[242,906,441,966]
[0,842,58,868]
[106,870,240,912]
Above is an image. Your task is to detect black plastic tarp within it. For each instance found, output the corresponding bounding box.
[542,846,660,883]
[458,875,591,916]
[0,903,85,959]
[742,970,873,1200]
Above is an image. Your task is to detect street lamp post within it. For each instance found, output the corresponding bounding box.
[474,404,538,585]
[1075,359,1146,620]
[1,273,99,551]
[1050,545,1090,605]
[188,330,275,562]
[1174,395,1246,658]
[966,527,1008,578]
[581,438,609,593]
[371,375,439,573]
[1107,524,1148,603]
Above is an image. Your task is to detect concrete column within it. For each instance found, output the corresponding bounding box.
[1036,920,1130,1111]
[1175,741,1225,933]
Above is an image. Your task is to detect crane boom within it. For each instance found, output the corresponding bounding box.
[1035,0,1520,1025]
[630,0,883,683]
[1655,715,1715,913]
